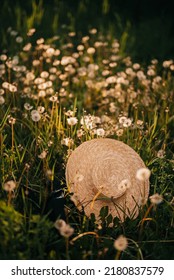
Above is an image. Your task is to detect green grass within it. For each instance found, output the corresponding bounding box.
[0,23,174,260]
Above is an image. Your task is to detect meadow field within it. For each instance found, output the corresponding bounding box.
[0,0,174,260]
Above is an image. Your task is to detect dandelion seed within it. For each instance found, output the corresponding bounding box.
[114,235,128,251]
[136,168,151,181]
[149,193,163,205]
[3,180,16,192]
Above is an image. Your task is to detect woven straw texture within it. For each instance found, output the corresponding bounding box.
[66,138,149,221]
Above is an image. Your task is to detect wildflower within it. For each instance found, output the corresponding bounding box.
[61,137,74,147]
[77,45,84,51]
[64,110,74,117]
[27,28,36,36]
[87,47,95,55]
[96,128,105,137]
[49,96,58,102]
[3,180,16,192]
[54,219,66,230]
[38,150,47,159]
[67,117,78,126]
[163,60,173,68]
[40,71,49,78]
[37,106,45,114]
[16,36,23,43]
[136,168,151,181]
[46,47,55,57]
[60,224,74,238]
[133,63,140,70]
[0,96,5,105]
[157,149,165,158]
[89,28,97,34]
[114,235,128,251]
[122,118,132,128]
[8,117,16,124]
[24,103,33,110]
[0,54,7,61]
[31,110,41,122]
[77,129,84,138]
[119,116,127,125]
[149,193,163,205]
[54,219,74,238]
[36,38,44,45]
[9,84,17,93]
[116,129,124,137]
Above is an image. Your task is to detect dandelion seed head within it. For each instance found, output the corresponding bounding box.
[114,235,128,251]
[3,180,16,192]
[136,168,151,181]
[149,193,163,205]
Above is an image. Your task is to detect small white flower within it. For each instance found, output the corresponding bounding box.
[136,168,151,181]
[3,180,16,192]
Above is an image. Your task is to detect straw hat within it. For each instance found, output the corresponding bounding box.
[66,138,149,222]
